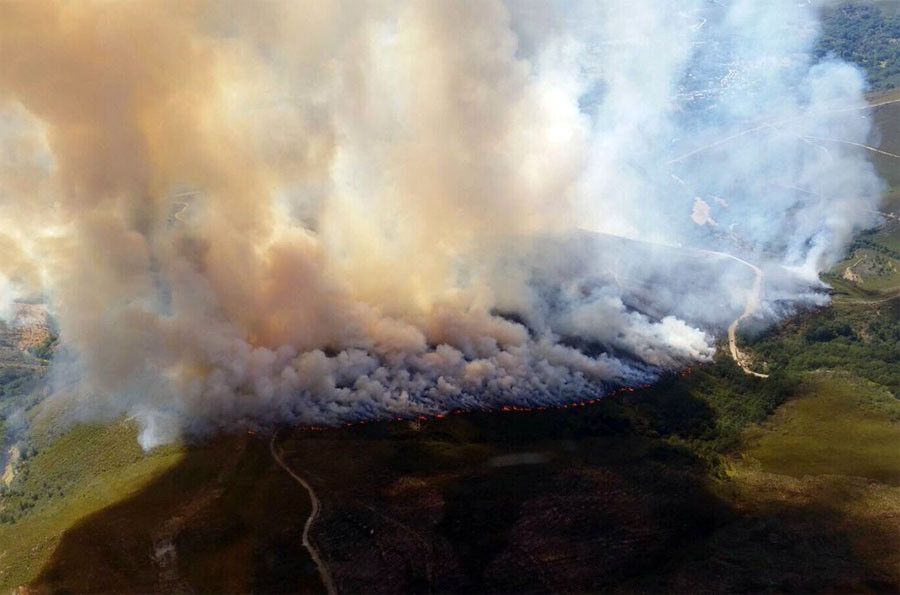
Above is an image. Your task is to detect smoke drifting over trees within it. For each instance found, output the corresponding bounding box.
[0,1,883,447]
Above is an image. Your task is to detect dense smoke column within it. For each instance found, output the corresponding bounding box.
[0,1,882,448]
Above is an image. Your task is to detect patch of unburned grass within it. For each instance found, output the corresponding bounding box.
[740,373,900,485]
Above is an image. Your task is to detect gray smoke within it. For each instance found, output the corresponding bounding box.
[0,0,883,448]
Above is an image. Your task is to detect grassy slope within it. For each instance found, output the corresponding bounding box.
[741,374,900,483]
[19,354,801,593]
[698,91,900,590]
[0,418,184,589]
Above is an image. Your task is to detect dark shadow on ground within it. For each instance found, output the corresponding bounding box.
[32,377,896,593]
[274,392,895,594]
[32,434,324,594]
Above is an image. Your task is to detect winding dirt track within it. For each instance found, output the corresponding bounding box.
[719,255,769,378]
[269,432,337,595]
[687,247,769,377]
[802,135,900,160]
[584,230,772,377]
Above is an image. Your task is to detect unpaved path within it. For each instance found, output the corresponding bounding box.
[269,432,337,595]
[668,96,900,164]
[835,288,900,305]
[687,247,769,377]
[2,446,20,487]
[584,231,772,377]
[802,135,900,160]
[718,255,769,378]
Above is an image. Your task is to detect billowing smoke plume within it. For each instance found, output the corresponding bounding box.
[0,1,883,448]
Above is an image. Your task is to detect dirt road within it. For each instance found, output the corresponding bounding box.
[803,135,900,160]
[269,432,337,595]
[718,254,769,378]
[583,231,772,377]
[668,96,900,165]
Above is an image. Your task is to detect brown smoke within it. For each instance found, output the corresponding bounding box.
[0,1,881,447]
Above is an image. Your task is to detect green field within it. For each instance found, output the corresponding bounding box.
[741,374,900,483]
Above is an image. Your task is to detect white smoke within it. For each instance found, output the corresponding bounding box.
[0,275,15,322]
[0,0,883,448]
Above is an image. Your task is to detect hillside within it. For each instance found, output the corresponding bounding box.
[12,187,900,590]
[0,5,899,592]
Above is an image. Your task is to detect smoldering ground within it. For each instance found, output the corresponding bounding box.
[0,0,884,448]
